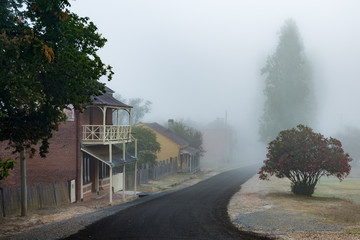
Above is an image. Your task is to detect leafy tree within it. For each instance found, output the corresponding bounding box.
[259,125,352,196]
[127,126,160,168]
[259,19,314,143]
[0,0,113,215]
[0,158,15,180]
[114,94,152,125]
[170,120,204,156]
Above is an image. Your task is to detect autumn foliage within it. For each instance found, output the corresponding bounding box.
[259,125,352,196]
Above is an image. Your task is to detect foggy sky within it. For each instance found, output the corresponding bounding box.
[70,0,360,139]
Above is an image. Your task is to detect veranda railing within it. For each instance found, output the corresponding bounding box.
[82,125,131,142]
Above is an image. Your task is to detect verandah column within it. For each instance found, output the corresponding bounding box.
[109,143,112,203]
[102,106,107,143]
[122,141,126,201]
[134,161,137,197]
[128,108,132,138]
[134,138,137,196]
[189,156,191,172]
[116,108,120,139]
[95,159,99,194]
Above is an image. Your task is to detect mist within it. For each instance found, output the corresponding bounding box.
[70,0,360,165]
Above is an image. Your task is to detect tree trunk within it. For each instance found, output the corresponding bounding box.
[20,148,27,217]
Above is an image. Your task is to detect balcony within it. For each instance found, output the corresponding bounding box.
[82,125,131,144]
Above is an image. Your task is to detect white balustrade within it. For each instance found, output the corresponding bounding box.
[82,125,131,142]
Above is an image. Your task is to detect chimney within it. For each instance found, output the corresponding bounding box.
[168,119,174,130]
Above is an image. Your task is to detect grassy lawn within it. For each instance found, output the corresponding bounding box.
[313,177,360,204]
[261,170,360,227]
[136,170,216,192]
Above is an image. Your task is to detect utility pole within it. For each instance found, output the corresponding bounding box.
[225,110,230,164]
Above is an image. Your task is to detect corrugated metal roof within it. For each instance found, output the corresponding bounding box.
[81,144,137,167]
[141,122,189,147]
[91,87,132,108]
[181,146,199,155]
[104,86,115,94]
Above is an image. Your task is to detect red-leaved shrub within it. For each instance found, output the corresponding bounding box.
[259,125,352,196]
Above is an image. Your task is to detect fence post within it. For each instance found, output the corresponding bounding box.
[52,182,58,206]
[36,184,42,208]
[0,188,5,217]
[152,166,156,180]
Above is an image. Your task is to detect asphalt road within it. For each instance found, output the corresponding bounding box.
[65,166,272,240]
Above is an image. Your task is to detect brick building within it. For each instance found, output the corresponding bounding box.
[0,87,137,215]
[202,118,231,167]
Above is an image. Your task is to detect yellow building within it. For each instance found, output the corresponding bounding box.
[137,122,200,173]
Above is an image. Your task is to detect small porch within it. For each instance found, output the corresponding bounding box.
[178,146,200,173]
[81,144,138,203]
[81,105,133,144]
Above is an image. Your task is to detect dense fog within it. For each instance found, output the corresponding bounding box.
[70,0,360,166]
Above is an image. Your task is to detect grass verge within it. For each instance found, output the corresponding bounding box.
[262,175,360,228]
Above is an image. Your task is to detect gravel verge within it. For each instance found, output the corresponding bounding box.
[2,169,223,240]
[2,191,170,240]
[234,211,344,234]
[228,174,360,240]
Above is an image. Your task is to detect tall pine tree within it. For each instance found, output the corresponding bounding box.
[259,19,314,143]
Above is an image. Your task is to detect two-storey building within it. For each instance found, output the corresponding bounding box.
[0,87,137,216]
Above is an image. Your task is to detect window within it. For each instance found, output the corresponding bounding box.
[99,162,110,179]
[83,154,91,184]
[64,104,74,121]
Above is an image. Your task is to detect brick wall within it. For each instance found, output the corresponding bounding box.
[0,118,78,189]
[99,178,110,193]
[0,105,113,203]
[82,183,92,202]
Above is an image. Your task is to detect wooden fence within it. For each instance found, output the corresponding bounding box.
[125,166,150,190]
[125,162,178,190]
[0,182,70,217]
[151,162,177,180]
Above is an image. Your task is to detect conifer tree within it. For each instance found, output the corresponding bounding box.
[259,19,314,143]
